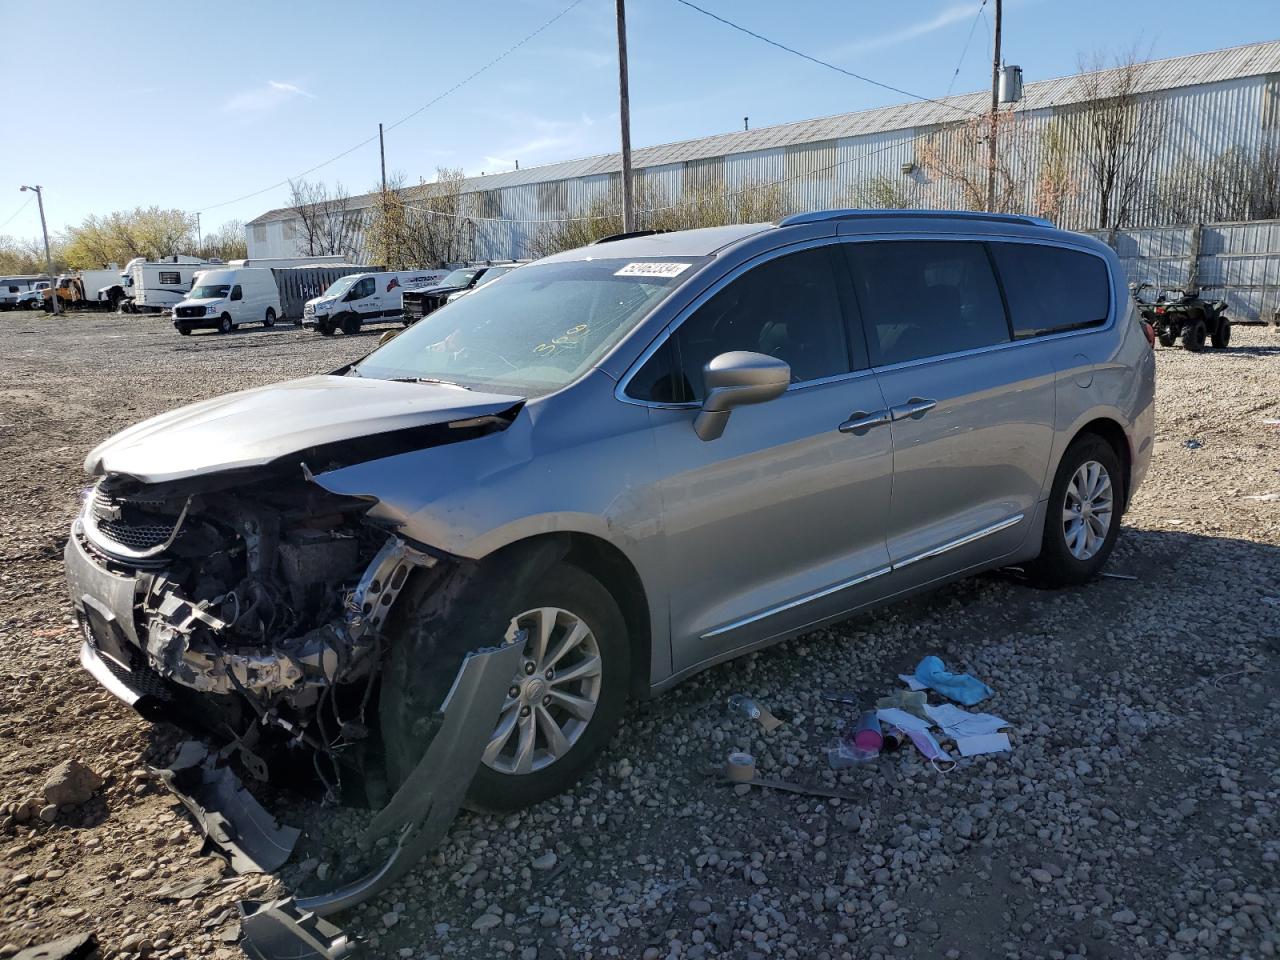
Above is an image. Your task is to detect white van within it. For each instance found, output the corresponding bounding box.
[301,269,449,335]
[171,268,281,335]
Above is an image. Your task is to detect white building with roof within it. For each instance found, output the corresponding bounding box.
[246,40,1280,263]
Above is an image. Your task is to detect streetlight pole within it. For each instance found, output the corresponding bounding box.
[20,184,59,315]
[615,0,635,233]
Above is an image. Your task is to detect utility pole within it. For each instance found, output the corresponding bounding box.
[986,0,1002,212]
[195,212,202,248]
[20,184,58,315]
[615,0,635,232]
[379,123,387,192]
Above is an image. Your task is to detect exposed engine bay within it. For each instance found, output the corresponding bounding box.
[69,467,435,799]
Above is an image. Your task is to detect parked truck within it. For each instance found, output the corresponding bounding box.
[104,256,219,313]
[42,268,122,311]
[0,276,50,310]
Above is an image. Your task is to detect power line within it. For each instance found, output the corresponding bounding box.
[196,0,587,214]
[0,194,35,231]
[946,0,988,97]
[670,0,981,118]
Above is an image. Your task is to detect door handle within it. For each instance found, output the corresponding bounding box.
[890,397,937,421]
[838,409,892,435]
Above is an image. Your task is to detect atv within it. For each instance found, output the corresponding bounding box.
[1130,282,1230,351]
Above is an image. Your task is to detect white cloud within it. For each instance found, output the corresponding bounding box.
[827,3,981,58]
[223,80,316,113]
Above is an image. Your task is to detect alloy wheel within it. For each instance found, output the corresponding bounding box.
[484,606,603,775]
[1062,459,1113,560]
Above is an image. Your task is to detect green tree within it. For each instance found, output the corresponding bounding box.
[62,207,196,269]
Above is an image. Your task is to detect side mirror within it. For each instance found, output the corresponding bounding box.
[693,351,790,442]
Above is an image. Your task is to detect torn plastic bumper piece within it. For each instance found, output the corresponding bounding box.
[234,638,524,958]
[296,636,524,916]
[152,741,300,874]
[238,900,355,960]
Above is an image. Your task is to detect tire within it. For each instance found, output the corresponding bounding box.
[340,313,361,336]
[218,314,233,334]
[1181,318,1206,351]
[381,559,629,812]
[1157,326,1176,347]
[317,322,335,336]
[1025,435,1123,587]
[177,324,191,336]
[1210,317,1231,349]
[263,308,276,328]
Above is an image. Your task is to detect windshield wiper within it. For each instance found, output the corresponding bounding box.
[389,376,473,390]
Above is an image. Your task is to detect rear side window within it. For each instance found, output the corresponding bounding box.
[630,246,853,403]
[843,241,1009,366]
[159,271,181,284]
[990,243,1111,337]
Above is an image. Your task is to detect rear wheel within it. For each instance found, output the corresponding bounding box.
[218,314,232,334]
[1210,317,1231,348]
[1025,435,1122,587]
[1181,318,1206,351]
[381,560,629,812]
[263,308,276,328]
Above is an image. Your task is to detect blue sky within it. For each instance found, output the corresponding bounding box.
[1,0,1275,240]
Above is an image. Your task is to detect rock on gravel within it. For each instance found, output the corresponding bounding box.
[42,759,103,807]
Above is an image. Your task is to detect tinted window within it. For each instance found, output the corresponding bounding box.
[990,243,1111,337]
[159,271,181,284]
[632,247,851,403]
[844,241,1009,366]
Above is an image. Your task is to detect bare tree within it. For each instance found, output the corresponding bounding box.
[288,179,361,258]
[367,168,473,267]
[845,174,920,210]
[197,219,248,261]
[916,112,1035,214]
[1060,51,1167,230]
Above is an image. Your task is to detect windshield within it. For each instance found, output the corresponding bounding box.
[355,257,704,397]
[321,275,358,298]
[440,268,479,288]
[476,266,512,286]
[190,284,230,299]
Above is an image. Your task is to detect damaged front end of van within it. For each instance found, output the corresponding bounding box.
[63,372,530,910]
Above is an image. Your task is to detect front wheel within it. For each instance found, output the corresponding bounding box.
[1182,318,1206,351]
[263,308,276,328]
[340,313,361,335]
[1156,326,1176,347]
[218,314,233,334]
[1025,435,1123,587]
[381,561,629,812]
[317,322,335,336]
[177,324,191,336]
[1210,317,1231,349]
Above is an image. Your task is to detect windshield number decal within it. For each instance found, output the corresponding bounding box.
[614,262,691,278]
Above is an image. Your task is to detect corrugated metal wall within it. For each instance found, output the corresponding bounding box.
[249,72,1279,273]
[1090,219,1280,322]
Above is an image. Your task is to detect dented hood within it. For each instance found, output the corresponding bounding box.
[85,374,523,483]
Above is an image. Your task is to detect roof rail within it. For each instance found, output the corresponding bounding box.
[591,229,667,244]
[776,209,1055,229]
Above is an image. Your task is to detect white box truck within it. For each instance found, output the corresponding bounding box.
[0,276,51,310]
[228,256,350,269]
[301,269,450,334]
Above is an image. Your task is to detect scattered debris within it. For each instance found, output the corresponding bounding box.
[151,741,299,875]
[955,732,1012,757]
[12,932,98,960]
[820,691,859,706]
[1184,438,1203,449]
[922,703,1009,740]
[238,900,355,960]
[1243,492,1280,501]
[911,655,993,706]
[896,673,927,691]
[151,876,216,902]
[1100,571,1139,581]
[42,760,103,808]
[718,773,860,802]
[725,752,756,782]
[727,694,786,732]
[875,689,929,719]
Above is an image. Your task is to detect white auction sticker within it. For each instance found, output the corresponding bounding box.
[614,262,692,278]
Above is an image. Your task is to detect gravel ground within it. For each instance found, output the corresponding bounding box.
[0,310,1277,960]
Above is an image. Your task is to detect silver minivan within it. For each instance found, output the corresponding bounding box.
[65,210,1155,810]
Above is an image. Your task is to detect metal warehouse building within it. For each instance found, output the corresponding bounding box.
[247,39,1280,270]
